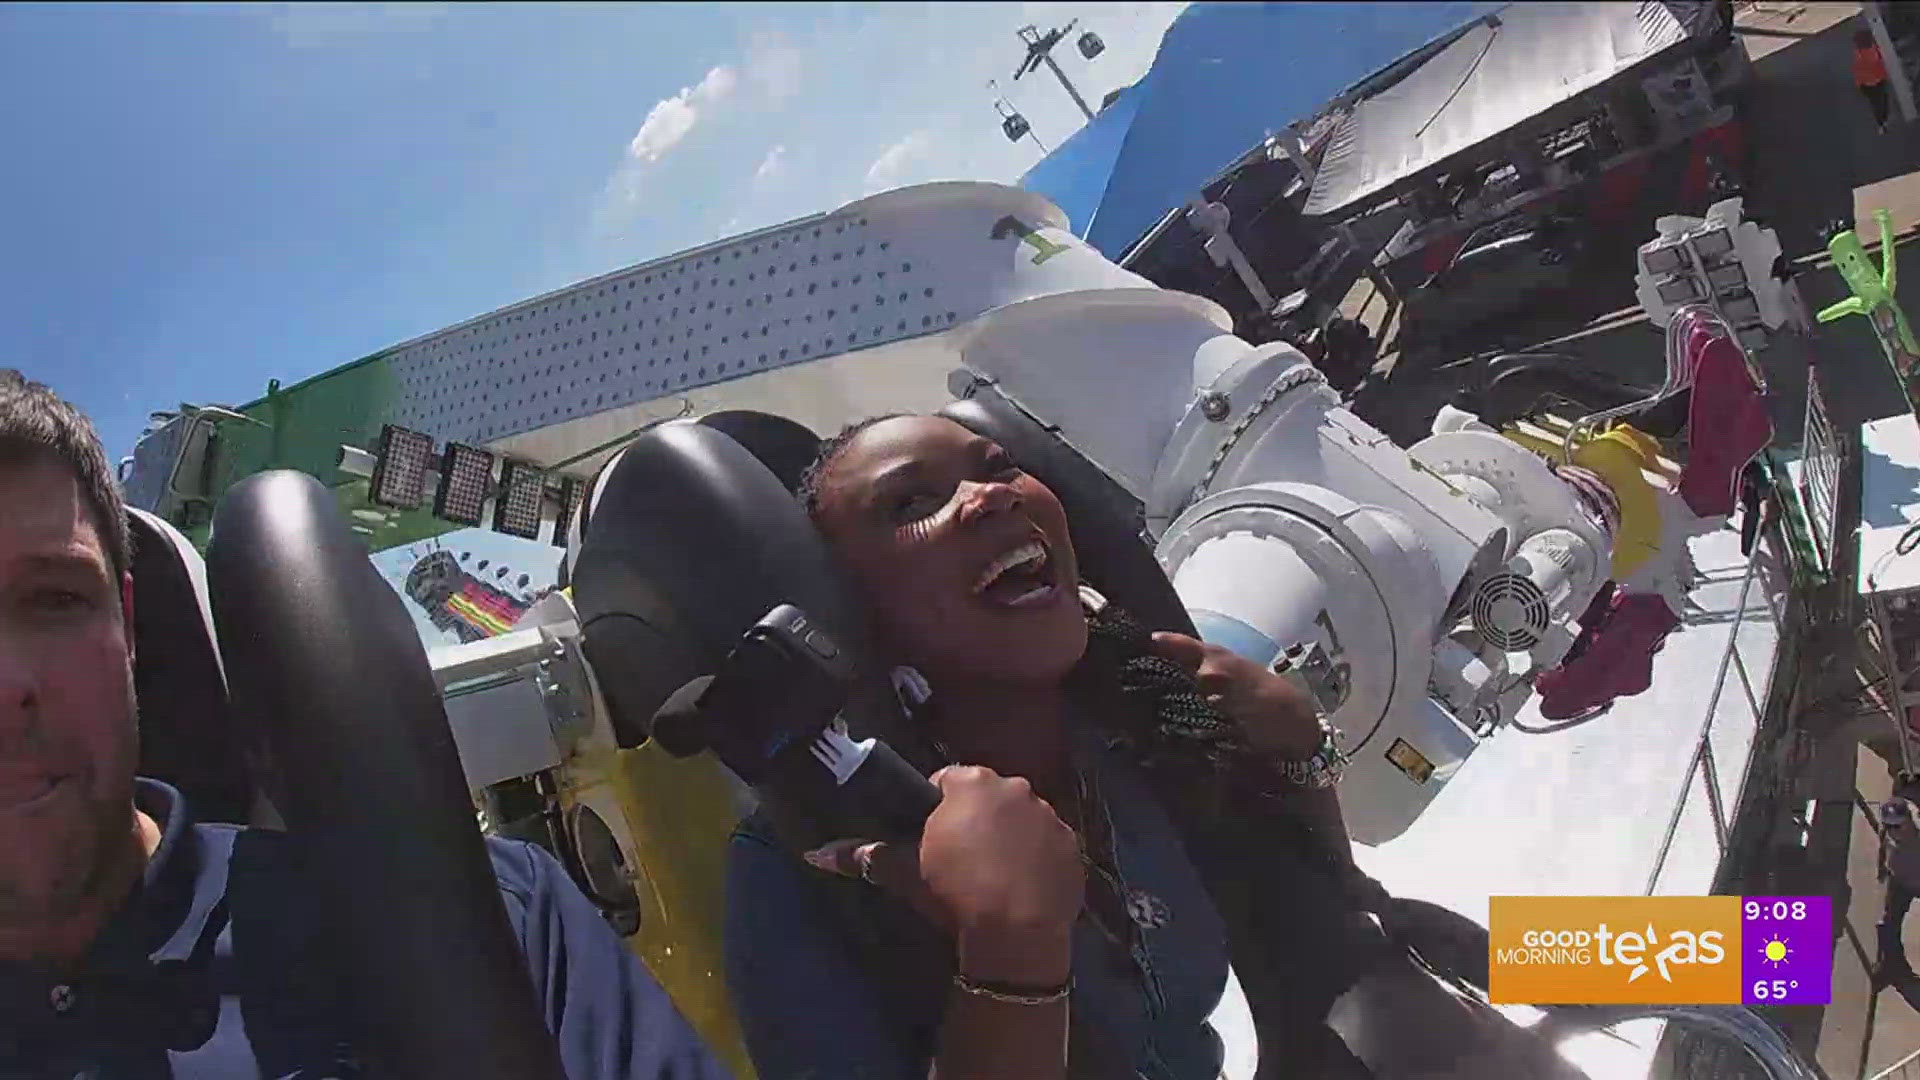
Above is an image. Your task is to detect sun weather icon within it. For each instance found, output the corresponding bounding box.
[1760,935,1792,968]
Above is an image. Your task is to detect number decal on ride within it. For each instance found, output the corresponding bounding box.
[990,216,1071,266]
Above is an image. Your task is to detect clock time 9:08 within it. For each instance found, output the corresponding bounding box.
[1745,900,1808,921]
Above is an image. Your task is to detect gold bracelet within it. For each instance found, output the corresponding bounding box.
[952,973,1074,1006]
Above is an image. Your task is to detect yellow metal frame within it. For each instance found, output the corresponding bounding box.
[1502,417,1674,580]
[555,743,758,1080]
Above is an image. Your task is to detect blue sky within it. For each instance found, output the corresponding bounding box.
[0,1,1473,643]
[1,1,1191,461]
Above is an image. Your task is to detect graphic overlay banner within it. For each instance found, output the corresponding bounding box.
[1489,896,1833,1006]
[1741,896,1832,1006]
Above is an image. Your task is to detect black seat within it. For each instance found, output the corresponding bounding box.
[127,508,255,824]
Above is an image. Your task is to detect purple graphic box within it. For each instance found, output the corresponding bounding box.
[1741,896,1832,1006]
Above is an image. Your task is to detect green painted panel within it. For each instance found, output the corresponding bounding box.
[210,352,399,492]
[177,351,464,555]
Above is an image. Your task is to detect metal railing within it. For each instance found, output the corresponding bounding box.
[1871,1046,1920,1080]
[1645,503,1776,895]
[1802,369,1844,572]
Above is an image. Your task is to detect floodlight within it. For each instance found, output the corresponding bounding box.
[1642,244,1685,276]
[1692,228,1733,261]
[1721,294,1762,326]
[1656,275,1702,305]
[370,425,435,510]
[1707,262,1749,293]
[493,458,547,541]
[435,443,495,527]
[552,477,586,548]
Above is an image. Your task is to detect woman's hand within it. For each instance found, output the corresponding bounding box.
[1148,631,1323,760]
[805,765,1085,986]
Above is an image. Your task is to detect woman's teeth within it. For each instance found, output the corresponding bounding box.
[973,540,1048,594]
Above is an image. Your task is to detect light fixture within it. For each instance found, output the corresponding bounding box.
[1642,245,1685,275]
[1002,112,1032,143]
[1077,30,1105,59]
[1656,275,1702,305]
[435,443,495,527]
[369,424,435,510]
[493,458,547,541]
[1692,228,1734,261]
[552,476,586,548]
[1707,262,1749,293]
[1721,293,1762,326]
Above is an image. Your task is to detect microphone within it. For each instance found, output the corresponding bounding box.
[650,676,716,759]
[649,606,941,841]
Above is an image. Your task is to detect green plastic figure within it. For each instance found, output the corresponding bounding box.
[1819,207,1920,415]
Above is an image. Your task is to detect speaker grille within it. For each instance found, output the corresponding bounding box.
[1471,572,1550,652]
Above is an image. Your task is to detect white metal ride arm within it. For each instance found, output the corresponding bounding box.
[955,226,1623,844]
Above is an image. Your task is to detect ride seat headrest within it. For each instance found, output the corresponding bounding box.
[572,415,892,750]
[127,509,254,824]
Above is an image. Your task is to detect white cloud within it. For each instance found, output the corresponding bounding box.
[697,64,739,102]
[753,144,788,184]
[589,3,1190,267]
[626,65,738,164]
[745,31,804,103]
[863,131,933,193]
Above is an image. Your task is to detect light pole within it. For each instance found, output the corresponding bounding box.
[1014,21,1104,124]
[1864,1,1919,124]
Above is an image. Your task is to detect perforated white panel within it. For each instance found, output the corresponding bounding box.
[380,182,1178,465]
[388,216,960,446]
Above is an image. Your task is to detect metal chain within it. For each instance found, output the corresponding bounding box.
[1187,365,1328,508]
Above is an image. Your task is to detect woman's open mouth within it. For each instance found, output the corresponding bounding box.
[971,537,1060,609]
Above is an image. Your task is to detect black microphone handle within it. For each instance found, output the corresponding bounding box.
[835,738,944,841]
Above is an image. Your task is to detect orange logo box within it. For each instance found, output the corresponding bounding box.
[1489,896,1743,1005]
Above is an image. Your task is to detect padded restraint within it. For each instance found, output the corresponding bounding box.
[940,387,1198,639]
[697,410,823,495]
[207,470,568,1080]
[127,509,253,825]
[570,417,886,750]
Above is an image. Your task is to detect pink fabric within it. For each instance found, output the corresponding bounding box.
[1535,593,1683,721]
[1678,326,1771,517]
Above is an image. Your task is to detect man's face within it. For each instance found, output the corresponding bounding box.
[0,455,137,930]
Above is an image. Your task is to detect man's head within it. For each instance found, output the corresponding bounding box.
[0,369,141,949]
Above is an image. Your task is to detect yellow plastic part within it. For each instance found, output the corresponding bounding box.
[559,742,758,1080]
[1501,422,1667,579]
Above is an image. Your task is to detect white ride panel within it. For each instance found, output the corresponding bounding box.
[379,183,1155,476]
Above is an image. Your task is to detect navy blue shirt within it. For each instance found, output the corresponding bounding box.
[0,780,732,1080]
[724,728,1230,1080]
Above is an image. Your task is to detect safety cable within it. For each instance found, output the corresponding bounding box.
[1414,16,1501,139]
